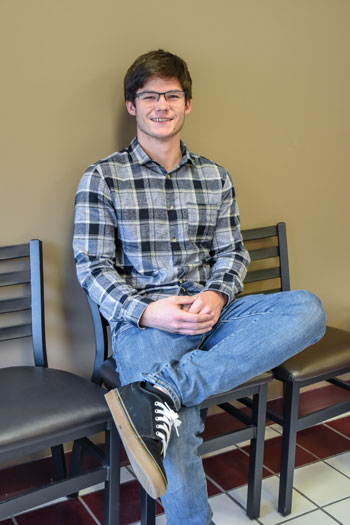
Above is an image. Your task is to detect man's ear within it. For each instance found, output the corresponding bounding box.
[126,100,136,116]
[185,98,192,115]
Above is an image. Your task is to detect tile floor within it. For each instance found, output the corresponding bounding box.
[1,384,349,525]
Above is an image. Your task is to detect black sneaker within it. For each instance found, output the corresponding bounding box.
[105,381,181,499]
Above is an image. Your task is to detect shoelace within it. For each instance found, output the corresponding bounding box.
[154,401,182,456]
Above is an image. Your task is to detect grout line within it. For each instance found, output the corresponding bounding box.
[321,454,350,480]
[205,473,264,525]
[319,507,344,525]
[12,518,19,525]
[236,441,278,477]
[323,420,350,440]
[322,495,350,510]
[205,472,228,494]
[78,495,102,525]
[272,508,338,525]
[125,464,136,479]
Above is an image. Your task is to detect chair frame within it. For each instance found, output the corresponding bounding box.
[88,224,298,523]
[250,224,350,516]
[272,370,349,516]
[88,295,271,522]
[0,240,119,524]
[86,220,349,521]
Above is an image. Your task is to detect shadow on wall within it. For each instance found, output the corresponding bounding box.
[115,103,136,149]
[61,104,136,378]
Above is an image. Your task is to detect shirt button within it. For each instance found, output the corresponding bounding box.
[172,237,177,243]
[179,278,183,284]
[167,174,171,179]
[169,205,174,210]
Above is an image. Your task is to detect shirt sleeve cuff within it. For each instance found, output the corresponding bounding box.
[122,296,154,328]
[203,282,235,306]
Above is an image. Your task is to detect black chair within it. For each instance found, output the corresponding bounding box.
[88,297,272,522]
[240,223,350,517]
[0,240,119,524]
[88,221,349,521]
[86,222,296,523]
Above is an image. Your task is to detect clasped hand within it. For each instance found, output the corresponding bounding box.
[140,291,226,335]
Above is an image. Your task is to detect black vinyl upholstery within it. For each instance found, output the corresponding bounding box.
[0,240,119,524]
[0,367,110,459]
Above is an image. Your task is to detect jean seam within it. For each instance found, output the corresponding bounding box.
[220,310,271,321]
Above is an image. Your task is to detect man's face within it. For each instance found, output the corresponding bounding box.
[125,76,192,143]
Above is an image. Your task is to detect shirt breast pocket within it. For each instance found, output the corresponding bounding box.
[186,201,219,243]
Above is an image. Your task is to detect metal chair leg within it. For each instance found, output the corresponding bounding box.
[51,444,66,481]
[104,423,121,525]
[246,383,268,519]
[141,487,156,525]
[278,381,300,516]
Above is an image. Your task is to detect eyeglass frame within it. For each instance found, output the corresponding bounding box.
[134,90,186,104]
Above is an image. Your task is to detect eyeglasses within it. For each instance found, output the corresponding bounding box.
[135,90,186,104]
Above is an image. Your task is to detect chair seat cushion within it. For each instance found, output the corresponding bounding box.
[0,366,110,454]
[272,326,350,382]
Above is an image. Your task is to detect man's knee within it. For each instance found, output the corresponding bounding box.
[288,290,326,339]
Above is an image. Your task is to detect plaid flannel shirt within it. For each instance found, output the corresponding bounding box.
[73,137,250,331]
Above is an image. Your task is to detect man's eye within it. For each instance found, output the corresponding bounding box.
[143,94,157,101]
[167,94,180,100]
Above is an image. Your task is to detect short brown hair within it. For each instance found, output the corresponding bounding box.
[124,49,192,103]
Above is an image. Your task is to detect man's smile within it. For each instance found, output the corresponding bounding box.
[150,117,174,122]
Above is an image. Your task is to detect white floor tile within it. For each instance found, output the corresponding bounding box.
[324,497,350,524]
[230,476,317,525]
[270,423,283,434]
[133,513,167,525]
[324,452,350,477]
[265,426,282,440]
[121,466,135,483]
[281,509,339,524]
[209,493,258,524]
[237,424,282,448]
[293,462,350,506]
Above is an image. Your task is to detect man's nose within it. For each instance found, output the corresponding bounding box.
[155,94,169,108]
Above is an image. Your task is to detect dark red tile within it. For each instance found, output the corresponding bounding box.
[0,457,58,501]
[206,477,221,497]
[203,411,246,440]
[0,444,127,509]
[248,436,316,473]
[15,499,96,525]
[266,397,283,418]
[296,424,349,458]
[325,416,350,438]
[0,520,13,524]
[267,384,350,419]
[297,385,350,417]
[82,482,163,525]
[203,448,270,490]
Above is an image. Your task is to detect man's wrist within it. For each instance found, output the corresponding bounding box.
[202,290,227,306]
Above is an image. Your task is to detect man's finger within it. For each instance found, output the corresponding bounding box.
[178,310,212,324]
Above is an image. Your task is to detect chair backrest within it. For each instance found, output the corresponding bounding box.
[0,240,47,367]
[87,222,291,383]
[240,222,290,296]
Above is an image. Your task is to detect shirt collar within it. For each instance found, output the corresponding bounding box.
[128,136,195,168]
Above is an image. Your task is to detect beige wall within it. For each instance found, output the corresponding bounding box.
[1,0,349,378]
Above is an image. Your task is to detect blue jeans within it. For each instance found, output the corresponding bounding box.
[112,291,326,525]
